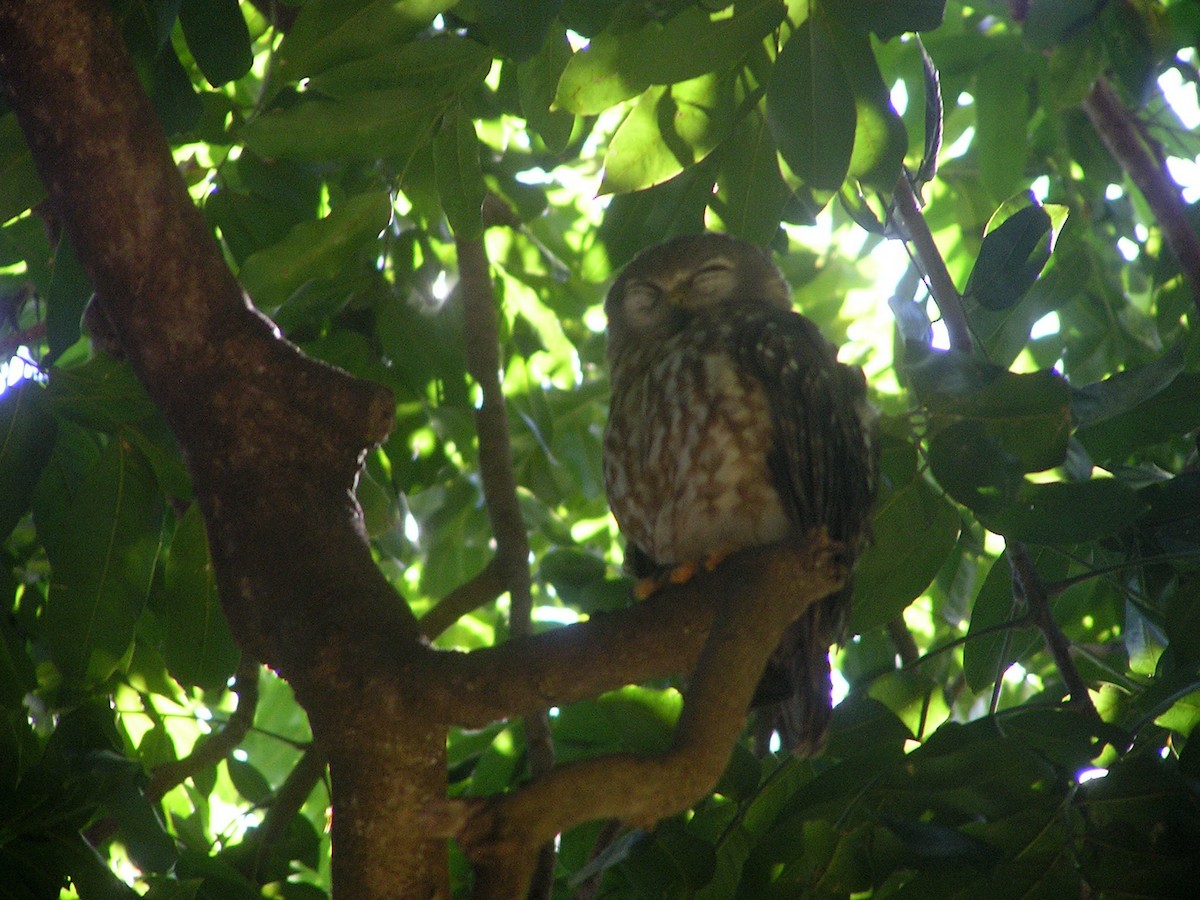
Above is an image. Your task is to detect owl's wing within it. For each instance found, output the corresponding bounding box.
[728,309,877,754]
[727,309,875,548]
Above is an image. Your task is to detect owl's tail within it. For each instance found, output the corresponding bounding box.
[751,585,848,756]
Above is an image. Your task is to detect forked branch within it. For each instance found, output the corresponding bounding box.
[435,536,847,898]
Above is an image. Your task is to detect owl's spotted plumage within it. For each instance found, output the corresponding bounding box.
[603,233,876,754]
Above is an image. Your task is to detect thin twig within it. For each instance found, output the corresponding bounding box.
[891,174,973,351]
[886,618,920,667]
[251,741,330,881]
[1082,77,1200,314]
[902,613,1034,670]
[457,234,557,898]
[419,556,506,640]
[1007,541,1098,718]
[146,658,261,796]
[86,658,261,847]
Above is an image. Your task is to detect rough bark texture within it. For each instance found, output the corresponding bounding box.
[0,2,441,895]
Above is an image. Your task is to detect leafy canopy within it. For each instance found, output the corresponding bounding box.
[2,0,1200,896]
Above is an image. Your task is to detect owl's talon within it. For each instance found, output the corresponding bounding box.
[634,577,662,600]
[703,548,732,571]
[668,561,699,584]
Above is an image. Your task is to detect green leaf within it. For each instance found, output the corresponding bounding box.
[43,437,165,684]
[554,0,786,115]
[518,27,576,152]
[1071,340,1186,428]
[0,113,46,223]
[824,0,947,40]
[459,0,561,62]
[306,32,493,98]
[104,769,178,873]
[974,43,1031,204]
[1023,0,1105,49]
[238,191,392,311]
[148,43,203,136]
[767,15,856,191]
[1076,372,1200,462]
[826,20,907,191]
[0,380,56,541]
[716,107,788,245]
[47,354,159,431]
[226,757,273,805]
[825,695,912,760]
[962,550,1053,693]
[179,0,253,87]
[928,419,1026,516]
[46,235,93,364]
[982,478,1148,544]
[597,155,717,268]
[601,72,733,194]
[275,0,459,82]
[923,364,1073,474]
[242,88,450,164]
[964,203,1054,311]
[161,504,239,692]
[850,476,960,633]
[433,105,486,239]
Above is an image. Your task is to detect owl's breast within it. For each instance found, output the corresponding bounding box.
[604,338,790,566]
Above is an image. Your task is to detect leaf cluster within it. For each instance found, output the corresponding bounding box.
[3,0,1200,896]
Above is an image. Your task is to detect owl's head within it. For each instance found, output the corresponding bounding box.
[605,233,790,359]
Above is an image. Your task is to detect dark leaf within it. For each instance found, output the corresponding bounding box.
[0,379,56,541]
[850,475,960,633]
[1076,372,1200,462]
[160,504,240,692]
[0,113,45,223]
[433,104,486,239]
[1071,340,1186,428]
[964,203,1053,311]
[42,438,164,683]
[179,0,253,87]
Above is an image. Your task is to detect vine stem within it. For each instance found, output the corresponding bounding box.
[457,231,557,899]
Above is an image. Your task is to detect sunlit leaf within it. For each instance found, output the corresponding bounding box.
[850,476,961,633]
[767,15,856,191]
[554,0,785,115]
[238,191,391,310]
[601,73,734,194]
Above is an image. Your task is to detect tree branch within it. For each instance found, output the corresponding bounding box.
[419,557,506,640]
[1082,77,1200,313]
[433,536,847,897]
[457,232,557,894]
[86,659,260,848]
[1007,540,1098,718]
[0,5,452,896]
[892,174,973,352]
[249,741,330,882]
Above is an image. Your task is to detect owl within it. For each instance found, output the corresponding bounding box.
[603,232,877,755]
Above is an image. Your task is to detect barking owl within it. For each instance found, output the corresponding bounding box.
[603,232,877,754]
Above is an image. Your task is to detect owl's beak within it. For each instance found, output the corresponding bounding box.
[664,282,692,309]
